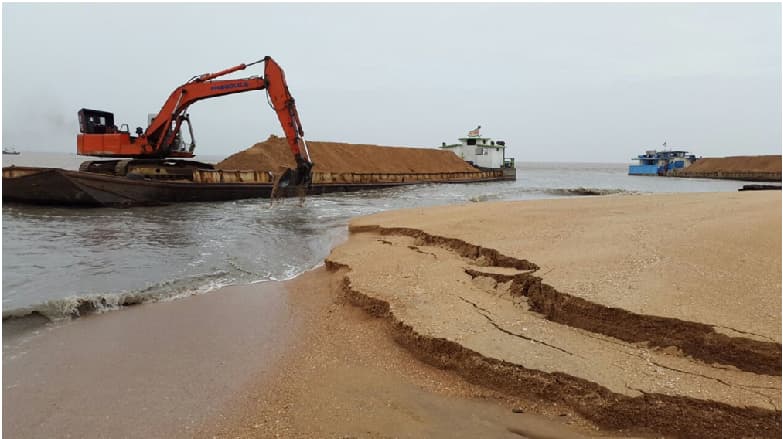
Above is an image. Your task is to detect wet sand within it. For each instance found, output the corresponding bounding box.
[3,282,302,438]
[4,269,593,439]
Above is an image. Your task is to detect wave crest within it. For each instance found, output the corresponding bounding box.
[2,271,234,322]
[543,187,638,196]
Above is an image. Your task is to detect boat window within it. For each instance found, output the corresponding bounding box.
[467,138,476,146]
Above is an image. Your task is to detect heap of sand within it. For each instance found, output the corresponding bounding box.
[684,155,781,174]
[324,191,781,438]
[675,155,781,181]
[216,135,479,174]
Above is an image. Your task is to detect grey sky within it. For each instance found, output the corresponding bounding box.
[2,3,780,162]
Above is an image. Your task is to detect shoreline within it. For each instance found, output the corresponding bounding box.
[198,267,601,439]
[3,281,304,438]
[4,192,780,438]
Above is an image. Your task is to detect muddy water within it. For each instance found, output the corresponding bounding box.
[2,152,745,322]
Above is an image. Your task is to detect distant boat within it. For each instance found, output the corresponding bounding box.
[629,149,697,176]
[2,147,20,155]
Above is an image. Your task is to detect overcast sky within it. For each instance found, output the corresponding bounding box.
[2,3,780,162]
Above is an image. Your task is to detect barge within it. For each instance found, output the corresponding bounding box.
[629,148,697,176]
[2,160,507,207]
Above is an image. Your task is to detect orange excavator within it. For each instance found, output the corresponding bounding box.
[76,56,313,187]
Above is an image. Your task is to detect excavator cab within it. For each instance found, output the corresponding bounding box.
[77,108,193,158]
[78,109,117,134]
[77,108,144,157]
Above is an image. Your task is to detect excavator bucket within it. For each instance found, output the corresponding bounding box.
[276,162,313,189]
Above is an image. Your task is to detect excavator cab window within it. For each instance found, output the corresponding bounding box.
[78,108,116,134]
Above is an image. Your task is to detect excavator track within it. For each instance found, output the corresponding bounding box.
[78,159,215,180]
[114,160,132,177]
[79,160,123,175]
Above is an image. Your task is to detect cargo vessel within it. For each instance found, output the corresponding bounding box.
[2,160,507,207]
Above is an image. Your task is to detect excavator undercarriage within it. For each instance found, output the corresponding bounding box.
[78,159,216,181]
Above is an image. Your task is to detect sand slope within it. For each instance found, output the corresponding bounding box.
[216,135,479,173]
[325,192,781,438]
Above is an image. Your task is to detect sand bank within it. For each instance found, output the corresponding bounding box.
[318,192,781,438]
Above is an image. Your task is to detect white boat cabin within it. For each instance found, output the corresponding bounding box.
[440,127,510,169]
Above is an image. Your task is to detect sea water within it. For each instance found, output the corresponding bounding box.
[2,152,744,321]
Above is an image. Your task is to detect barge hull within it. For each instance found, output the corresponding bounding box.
[3,167,510,207]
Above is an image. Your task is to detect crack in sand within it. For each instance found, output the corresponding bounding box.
[407,245,438,258]
[350,226,781,376]
[328,263,781,438]
[712,324,777,342]
[579,327,781,409]
[458,296,578,357]
[462,267,781,377]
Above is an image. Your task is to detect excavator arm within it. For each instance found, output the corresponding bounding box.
[77,56,313,186]
[263,57,313,187]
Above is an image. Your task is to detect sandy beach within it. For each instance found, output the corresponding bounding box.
[4,191,781,438]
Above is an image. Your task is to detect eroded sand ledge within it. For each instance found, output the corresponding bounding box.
[325,192,782,438]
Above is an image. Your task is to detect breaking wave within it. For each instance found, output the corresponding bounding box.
[2,271,237,323]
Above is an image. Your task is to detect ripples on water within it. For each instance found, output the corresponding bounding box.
[2,153,745,319]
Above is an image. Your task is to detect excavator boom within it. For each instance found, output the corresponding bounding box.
[76,56,313,186]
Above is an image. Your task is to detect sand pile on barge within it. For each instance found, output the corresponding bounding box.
[684,155,781,173]
[216,135,479,173]
[675,155,781,181]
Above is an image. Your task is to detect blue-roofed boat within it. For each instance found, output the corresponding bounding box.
[629,149,698,176]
